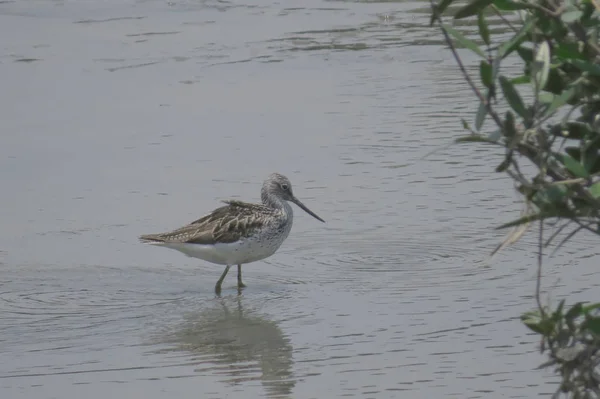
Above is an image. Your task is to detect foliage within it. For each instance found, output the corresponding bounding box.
[429,0,600,396]
[523,302,600,397]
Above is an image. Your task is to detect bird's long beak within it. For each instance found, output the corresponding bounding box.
[291,197,325,223]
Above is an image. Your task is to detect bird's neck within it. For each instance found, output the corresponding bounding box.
[262,191,283,208]
[261,192,293,219]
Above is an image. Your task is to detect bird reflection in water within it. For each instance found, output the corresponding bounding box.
[156,294,295,398]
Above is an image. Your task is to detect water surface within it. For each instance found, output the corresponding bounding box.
[1,1,599,398]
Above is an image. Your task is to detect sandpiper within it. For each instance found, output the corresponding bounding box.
[139,173,325,293]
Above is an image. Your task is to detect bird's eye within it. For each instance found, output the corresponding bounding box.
[281,183,289,190]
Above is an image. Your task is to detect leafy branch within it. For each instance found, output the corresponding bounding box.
[429,0,600,396]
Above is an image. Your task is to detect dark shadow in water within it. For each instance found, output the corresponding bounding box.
[157,295,295,398]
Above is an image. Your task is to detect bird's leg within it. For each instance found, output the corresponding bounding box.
[215,265,231,294]
[237,264,246,288]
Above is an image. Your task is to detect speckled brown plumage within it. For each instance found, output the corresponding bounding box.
[139,200,280,245]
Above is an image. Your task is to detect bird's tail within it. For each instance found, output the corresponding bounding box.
[139,234,165,243]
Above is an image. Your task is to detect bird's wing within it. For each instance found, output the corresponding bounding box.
[139,200,273,245]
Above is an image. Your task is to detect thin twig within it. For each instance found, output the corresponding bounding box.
[546,171,600,186]
[544,220,572,247]
[523,2,562,17]
[438,26,487,105]
[491,5,518,33]
[550,224,585,256]
[548,177,587,186]
[511,154,528,183]
[569,217,600,235]
[537,220,546,317]
[430,3,505,130]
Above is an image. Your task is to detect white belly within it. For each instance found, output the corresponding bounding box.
[150,236,284,266]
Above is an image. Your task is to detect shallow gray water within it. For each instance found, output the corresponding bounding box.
[1,1,599,398]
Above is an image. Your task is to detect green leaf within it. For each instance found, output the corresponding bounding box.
[431,0,457,25]
[582,1,596,20]
[461,118,471,130]
[454,0,493,19]
[561,9,583,23]
[550,122,591,140]
[493,0,528,10]
[475,100,487,130]
[582,303,600,313]
[536,358,559,370]
[545,87,576,116]
[495,156,511,172]
[565,302,584,321]
[553,299,566,320]
[498,18,535,58]
[590,182,600,198]
[584,317,600,335]
[582,145,599,173]
[442,24,486,58]
[491,56,501,80]
[545,69,566,94]
[560,153,590,178]
[532,41,550,92]
[590,158,600,174]
[571,59,600,76]
[499,76,527,118]
[516,46,533,62]
[522,316,555,335]
[555,42,586,60]
[521,311,544,333]
[436,0,456,15]
[521,310,542,322]
[454,135,500,144]
[504,110,516,138]
[565,147,581,161]
[538,319,555,335]
[480,61,492,88]
[538,92,555,103]
[511,75,530,85]
[477,12,491,45]
[533,185,568,208]
[523,321,546,334]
